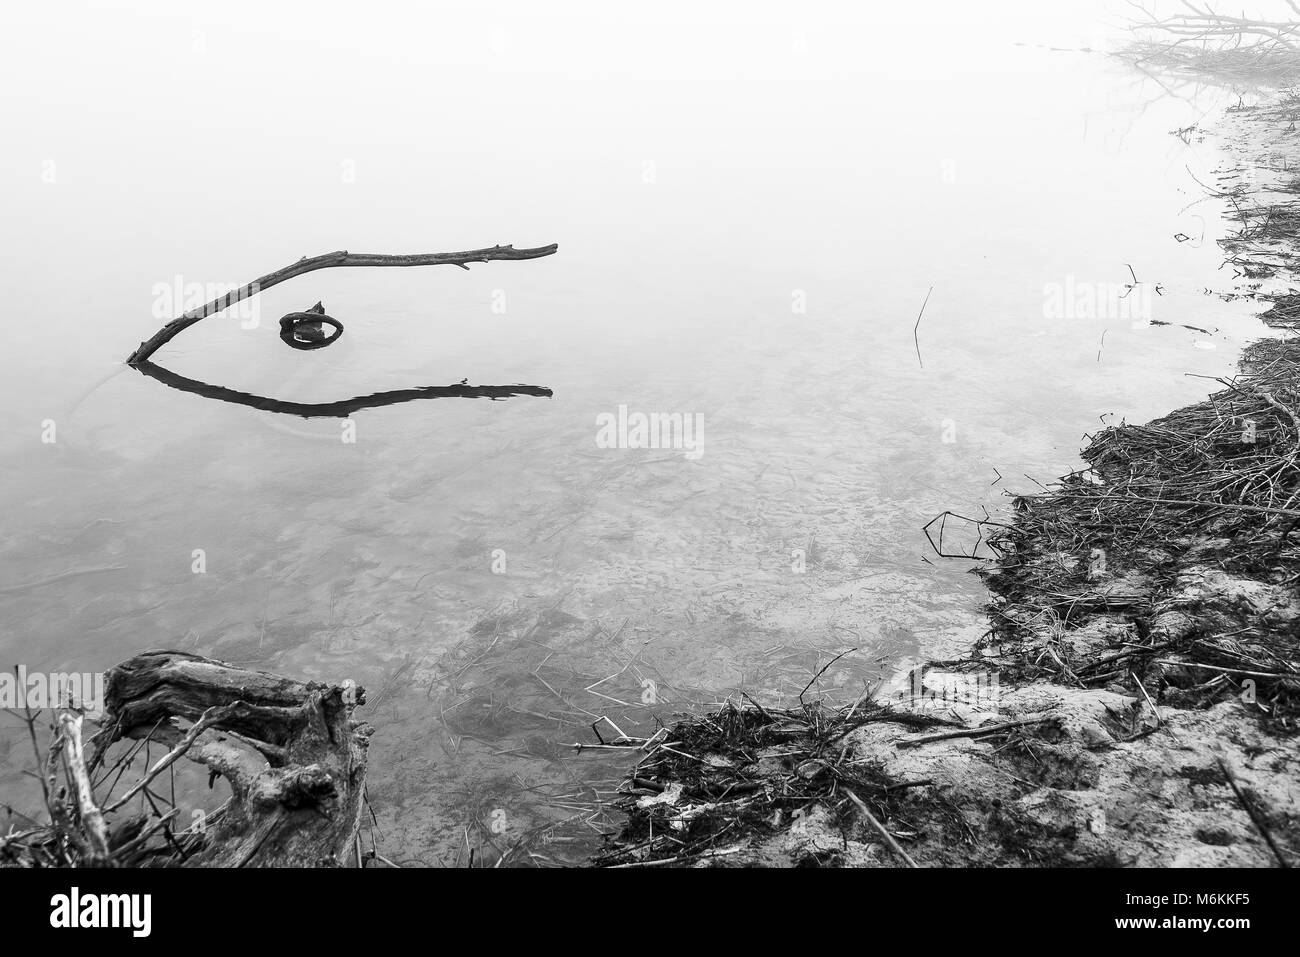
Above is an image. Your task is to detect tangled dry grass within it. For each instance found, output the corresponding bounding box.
[592,694,958,867]
[995,340,1300,576]
[981,339,1300,730]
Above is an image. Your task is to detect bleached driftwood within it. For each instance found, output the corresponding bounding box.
[92,651,371,867]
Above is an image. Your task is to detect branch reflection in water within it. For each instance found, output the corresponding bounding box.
[133,360,553,418]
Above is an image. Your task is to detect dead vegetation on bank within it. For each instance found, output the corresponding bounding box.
[980,336,1300,734]
[589,677,1153,868]
[591,691,950,868]
[975,67,1300,736]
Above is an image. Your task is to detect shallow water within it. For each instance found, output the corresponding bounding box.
[0,2,1270,862]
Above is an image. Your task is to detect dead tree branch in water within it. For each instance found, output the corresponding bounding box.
[125,243,559,365]
[1127,3,1300,46]
[1122,3,1300,87]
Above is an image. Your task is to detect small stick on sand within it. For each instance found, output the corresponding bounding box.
[897,716,1052,749]
[844,789,919,868]
[1218,757,1291,868]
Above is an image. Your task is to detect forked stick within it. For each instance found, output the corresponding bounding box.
[125,243,559,365]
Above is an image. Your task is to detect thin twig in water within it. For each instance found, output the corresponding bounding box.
[799,648,858,704]
[913,286,933,369]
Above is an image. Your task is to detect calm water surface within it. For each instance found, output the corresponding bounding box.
[0,2,1267,862]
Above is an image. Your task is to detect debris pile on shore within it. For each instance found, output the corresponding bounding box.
[984,336,1300,734]
[593,697,948,868]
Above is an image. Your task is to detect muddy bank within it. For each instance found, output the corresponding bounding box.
[593,95,1300,868]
